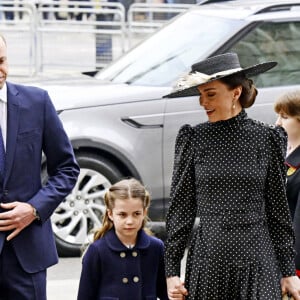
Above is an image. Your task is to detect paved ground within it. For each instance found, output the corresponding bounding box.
[48,257,82,300]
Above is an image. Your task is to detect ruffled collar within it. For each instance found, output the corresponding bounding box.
[207,109,247,128]
[285,144,300,168]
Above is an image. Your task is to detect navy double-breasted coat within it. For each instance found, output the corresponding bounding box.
[77,228,168,300]
[286,145,300,270]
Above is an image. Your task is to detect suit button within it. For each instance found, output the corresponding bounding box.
[132,251,138,257]
[120,252,126,258]
[133,276,139,283]
[122,277,128,284]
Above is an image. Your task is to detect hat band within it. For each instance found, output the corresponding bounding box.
[175,67,242,91]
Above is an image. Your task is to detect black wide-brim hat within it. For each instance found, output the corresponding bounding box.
[163,52,277,98]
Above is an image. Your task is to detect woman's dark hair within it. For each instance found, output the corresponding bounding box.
[220,72,258,108]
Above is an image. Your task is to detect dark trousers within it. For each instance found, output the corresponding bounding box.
[0,241,47,300]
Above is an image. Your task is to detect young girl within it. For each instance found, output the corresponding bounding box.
[77,178,169,300]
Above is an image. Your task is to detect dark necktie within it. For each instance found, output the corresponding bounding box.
[0,104,5,253]
[0,126,5,182]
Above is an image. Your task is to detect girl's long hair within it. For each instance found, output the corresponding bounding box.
[94,178,151,241]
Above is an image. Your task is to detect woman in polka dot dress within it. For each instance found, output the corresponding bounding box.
[163,53,300,300]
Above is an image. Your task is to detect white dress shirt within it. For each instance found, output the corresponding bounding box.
[0,83,8,150]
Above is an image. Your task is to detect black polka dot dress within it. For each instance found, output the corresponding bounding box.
[165,110,296,300]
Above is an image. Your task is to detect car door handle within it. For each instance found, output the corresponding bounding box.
[121,117,163,129]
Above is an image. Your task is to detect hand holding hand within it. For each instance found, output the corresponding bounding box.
[0,202,37,241]
[167,276,188,300]
[281,276,300,300]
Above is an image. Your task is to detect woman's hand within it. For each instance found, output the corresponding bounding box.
[281,276,300,300]
[167,276,188,300]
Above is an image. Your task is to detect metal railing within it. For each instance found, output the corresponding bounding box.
[0,1,37,76]
[127,2,193,48]
[0,0,194,76]
[36,1,127,72]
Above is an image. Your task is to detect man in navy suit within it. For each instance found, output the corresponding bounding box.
[0,34,80,299]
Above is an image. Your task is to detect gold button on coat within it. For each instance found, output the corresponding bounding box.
[132,251,138,257]
[120,252,126,258]
[122,277,128,284]
[133,276,139,283]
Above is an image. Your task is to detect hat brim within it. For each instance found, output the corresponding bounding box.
[163,61,277,98]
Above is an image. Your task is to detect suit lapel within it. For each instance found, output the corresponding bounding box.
[5,82,20,183]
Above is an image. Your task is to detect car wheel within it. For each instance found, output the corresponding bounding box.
[51,152,123,257]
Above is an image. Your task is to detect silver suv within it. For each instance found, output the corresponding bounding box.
[21,0,300,256]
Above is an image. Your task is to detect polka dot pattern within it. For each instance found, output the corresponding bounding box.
[165,110,296,300]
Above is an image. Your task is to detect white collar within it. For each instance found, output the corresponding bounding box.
[0,83,7,103]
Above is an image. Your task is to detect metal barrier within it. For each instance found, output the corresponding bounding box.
[0,0,193,76]
[36,1,127,72]
[0,1,37,76]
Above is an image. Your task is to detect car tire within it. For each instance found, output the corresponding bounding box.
[52,152,124,257]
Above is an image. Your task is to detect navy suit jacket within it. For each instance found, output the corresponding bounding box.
[77,229,169,300]
[286,145,300,269]
[0,82,79,273]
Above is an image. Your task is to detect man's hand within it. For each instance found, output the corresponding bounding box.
[0,202,37,241]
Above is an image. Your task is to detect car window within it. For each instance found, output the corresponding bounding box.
[230,21,300,88]
[97,11,245,86]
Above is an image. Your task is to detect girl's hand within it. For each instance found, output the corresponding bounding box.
[167,276,188,300]
[281,276,300,300]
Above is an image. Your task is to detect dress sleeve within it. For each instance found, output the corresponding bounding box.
[165,125,197,277]
[264,126,296,277]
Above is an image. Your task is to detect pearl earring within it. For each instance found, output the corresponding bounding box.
[232,103,236,109]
